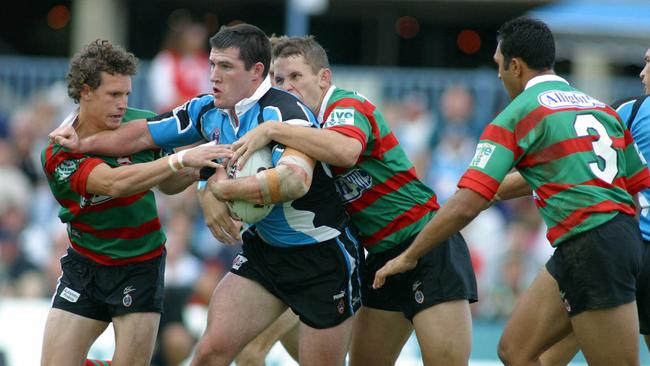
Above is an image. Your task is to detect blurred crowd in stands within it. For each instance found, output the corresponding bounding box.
[0,33,555,363]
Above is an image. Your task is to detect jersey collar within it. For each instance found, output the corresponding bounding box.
[525,74,569,90]
[233,75,272,117]
[317,85,337,123]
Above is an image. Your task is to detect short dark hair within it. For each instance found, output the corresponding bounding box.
[272,36,330,74]
[497,16,555,71]
[66,39,138,103]
[209,23,271,77]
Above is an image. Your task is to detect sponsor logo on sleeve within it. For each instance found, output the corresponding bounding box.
[470,142,496,169]
[325,108,355,128]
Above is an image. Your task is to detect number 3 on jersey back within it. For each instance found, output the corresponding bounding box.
[573,114,618,184]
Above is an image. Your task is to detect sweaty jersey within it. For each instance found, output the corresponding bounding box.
[614,95,650,241]
[317,86,439,254]
[147,77,348,247]
[41,108,166,264]
[458,75,650,246]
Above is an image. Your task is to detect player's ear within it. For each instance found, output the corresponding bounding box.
[252,62,265,80]
[511,57,524,77]
[80,84,92,101]
[319,68,332,88]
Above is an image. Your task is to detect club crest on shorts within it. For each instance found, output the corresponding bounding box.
[337,298,345,314]
[122,285,136,307]
[414,290,424,304]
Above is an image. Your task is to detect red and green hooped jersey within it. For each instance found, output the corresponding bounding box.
[458,76,650,246]
[41,108,166,264]
[321,86,439,254]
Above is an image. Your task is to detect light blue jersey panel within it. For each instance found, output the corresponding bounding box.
[147,95,219,151]
[147,89,346,247]
[618,98,650,241]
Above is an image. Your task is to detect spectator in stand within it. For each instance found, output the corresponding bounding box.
[149,15,211,113]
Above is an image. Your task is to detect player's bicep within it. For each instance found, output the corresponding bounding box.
[84,163,116,196]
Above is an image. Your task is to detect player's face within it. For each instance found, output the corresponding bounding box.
[272,55,326,114]
[83,72,130,130]
[641,47,650,95]
[494,42,521,100]
[209,47,260,109]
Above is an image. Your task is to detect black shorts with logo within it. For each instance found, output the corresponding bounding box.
[51,248,166,322]
[231,227,362,329]
[546,214,643,317]
[637,240,650,334]
[362,232,478,321]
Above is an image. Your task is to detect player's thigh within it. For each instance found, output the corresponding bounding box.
[349,306,413,366]
[203,273,287,352]
[41,308,109,366]
[111,312,160,366]
[299,316,354,366]
[498,267,572,363]
[570,301,639,366]
[413,299,471,366]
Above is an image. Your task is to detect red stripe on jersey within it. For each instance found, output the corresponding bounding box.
[70,158,104,196]
[57,193,148,216]
[70,242,165,265]
[457,169,501,200]
[328,125,368,158]
[345,167,419,214]
[517,136,594,168]
[547,201,635,244]
[535,177,628,207]
[362,195,439,247]
[69,217,162,240]
[481,124,523,160]
[626,167,650,195]
[44,145,87,175]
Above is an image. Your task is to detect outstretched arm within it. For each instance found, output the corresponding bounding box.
[231,121,362,169]
[50,119,156,156]
[208,147,315,204]
[85,143,229,197]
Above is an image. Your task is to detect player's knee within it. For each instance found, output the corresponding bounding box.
[192,336,235,366]
[497,337,517,365]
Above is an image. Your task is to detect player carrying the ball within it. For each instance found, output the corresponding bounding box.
[50,24,361,366]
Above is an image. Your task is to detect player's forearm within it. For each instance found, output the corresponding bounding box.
[268,123,361,168]
[98,156,178,197]
[403,189,486,261]
[81,119,156,156]
[157,168,197,195]
[212,165,309,204]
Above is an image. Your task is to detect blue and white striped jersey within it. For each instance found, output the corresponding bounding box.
[146,77,349,247]
[615,95,650,241]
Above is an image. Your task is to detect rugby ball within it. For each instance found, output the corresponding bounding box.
[226,146,274,224]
